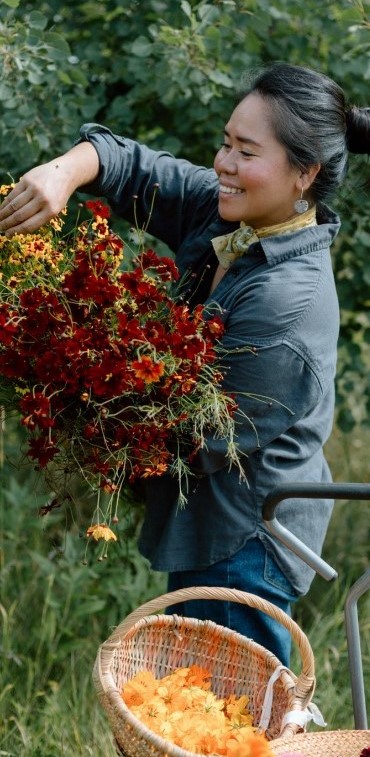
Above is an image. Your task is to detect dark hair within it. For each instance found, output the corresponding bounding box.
[238,63,370,203]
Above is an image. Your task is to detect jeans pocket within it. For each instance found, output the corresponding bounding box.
[264,550,298,599]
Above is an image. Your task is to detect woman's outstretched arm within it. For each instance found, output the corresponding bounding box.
[0,141,99,235]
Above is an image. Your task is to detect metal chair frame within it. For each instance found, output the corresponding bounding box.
[262,482,370,730]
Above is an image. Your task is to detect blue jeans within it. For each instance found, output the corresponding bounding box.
[167,537,299,667]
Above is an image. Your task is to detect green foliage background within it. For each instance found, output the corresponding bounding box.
[0,2,369,754]
[0,0,369,428]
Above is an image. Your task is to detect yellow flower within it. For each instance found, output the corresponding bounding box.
[0,183,15,196]
[49,208,67,231]
[86,523,117,542]
[225,694,254,727]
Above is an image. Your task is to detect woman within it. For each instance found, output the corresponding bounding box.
[1,63,369,665]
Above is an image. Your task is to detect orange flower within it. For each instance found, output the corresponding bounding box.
[122,671,158,708]
[86,523,117,542]
[185,665,212,688]
[141,462,169,478]
[131,355,165,383]
[121,666,274,757]
[181,731,221,754]
[225,730,274,756]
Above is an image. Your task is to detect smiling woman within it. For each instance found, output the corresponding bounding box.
[0,62,369,667]
[214,93,320,228]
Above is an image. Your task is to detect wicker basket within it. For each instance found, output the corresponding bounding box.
[93,586,318,756]
[271,728,370,756]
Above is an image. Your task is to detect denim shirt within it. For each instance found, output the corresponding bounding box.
[78,124,340,595]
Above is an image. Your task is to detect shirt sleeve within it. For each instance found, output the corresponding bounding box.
[192,339,324,476]
[77,123,219,252]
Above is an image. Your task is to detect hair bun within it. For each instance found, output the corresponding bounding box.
[345,105,370,154]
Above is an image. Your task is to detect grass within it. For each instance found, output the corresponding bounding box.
[0,423,369,756]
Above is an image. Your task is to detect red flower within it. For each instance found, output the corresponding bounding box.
[119,270,167,310]
[20,392,55,431]
[27,436,59,467]
[63,265,120,306]
[85,199,111,218]
[0,349,29,380]
[203,315,225,338]
[116,313,145,343]
[138,249,180,281]
[0,304,18,346]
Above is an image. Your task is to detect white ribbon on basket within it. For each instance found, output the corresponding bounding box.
[257,665,327,735]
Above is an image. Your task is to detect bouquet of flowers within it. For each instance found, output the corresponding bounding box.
[0,186,241,539]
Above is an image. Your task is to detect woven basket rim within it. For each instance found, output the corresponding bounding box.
[270,728,370,756]
[97,588,314,681]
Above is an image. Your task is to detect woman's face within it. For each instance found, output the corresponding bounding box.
[214,93,302,228]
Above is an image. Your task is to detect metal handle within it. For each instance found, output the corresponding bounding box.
[262,481,370,730]
[344,569,370,730]
[262,483,370,581]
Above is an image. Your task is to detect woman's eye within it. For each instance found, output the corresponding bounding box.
[220,142,254,158]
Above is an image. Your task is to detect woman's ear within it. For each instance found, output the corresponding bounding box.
[298,164,321,191]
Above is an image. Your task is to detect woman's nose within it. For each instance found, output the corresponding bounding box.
[216,149,237,174]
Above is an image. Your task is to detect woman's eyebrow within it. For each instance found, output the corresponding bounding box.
[224,127,262,149]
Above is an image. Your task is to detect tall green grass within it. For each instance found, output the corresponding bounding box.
[0,423,369,756]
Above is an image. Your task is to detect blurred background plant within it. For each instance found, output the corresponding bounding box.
[0,0,369,754]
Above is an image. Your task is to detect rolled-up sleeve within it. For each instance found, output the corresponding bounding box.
[77,123,219,252]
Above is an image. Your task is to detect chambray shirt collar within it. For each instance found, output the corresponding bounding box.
[223,204,341,267]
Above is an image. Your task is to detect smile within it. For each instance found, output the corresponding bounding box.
[219,184,245,195]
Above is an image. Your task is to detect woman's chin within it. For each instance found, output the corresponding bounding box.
[218,205,242,223]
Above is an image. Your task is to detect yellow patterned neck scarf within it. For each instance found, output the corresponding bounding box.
[211,206,317,269]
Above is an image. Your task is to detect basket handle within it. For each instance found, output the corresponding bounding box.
[104,586,315,687]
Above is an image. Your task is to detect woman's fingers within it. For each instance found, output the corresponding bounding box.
[0,185,37,233]
[0,197,56,235]
[0,145,100,235]
[0,172,68,235]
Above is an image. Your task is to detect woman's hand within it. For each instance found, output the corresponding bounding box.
[0,142,100,235]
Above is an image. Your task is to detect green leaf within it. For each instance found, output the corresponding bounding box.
[131,36,152,57]
[27,69,45,85]
[44,31,71,60]
[73,597,108,616]
[357,230,370,247]
[208,69,234,87]
[180,0,192,19]
[1,0,20,6]
[67,67,89,87]
[27,11,48,30]
[0,83,13,100]
[57,71,73,86]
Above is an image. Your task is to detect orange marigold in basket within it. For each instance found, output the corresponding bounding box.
[121,665,274,757]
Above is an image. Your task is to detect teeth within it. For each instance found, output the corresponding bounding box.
[219,185,244,194]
